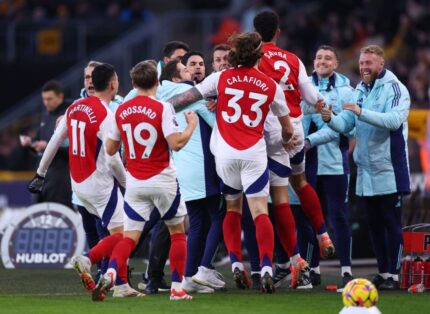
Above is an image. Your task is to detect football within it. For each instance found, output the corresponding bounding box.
[342,278,379,308]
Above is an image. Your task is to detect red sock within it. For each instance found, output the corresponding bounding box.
[274,203,298,257]
[109,237,136,284]
[88,233,122,264]
[169,233,187,283]
[222,211,243,263]
[254,214,274,268]
[296,184,326,235]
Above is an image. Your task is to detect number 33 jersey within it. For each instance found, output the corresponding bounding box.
[110,95,179,184]
[196,67,289,161]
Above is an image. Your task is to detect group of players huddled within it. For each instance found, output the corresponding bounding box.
[28,9,410,301]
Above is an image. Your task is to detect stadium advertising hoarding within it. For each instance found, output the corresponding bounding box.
[1,202,85,269]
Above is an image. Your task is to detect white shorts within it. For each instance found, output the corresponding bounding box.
[75,184,123,230]
[123,183,187,231]
[265,129,292,187]
[268,154,291,186]
[216,158,269,199]
[290,118,305,175]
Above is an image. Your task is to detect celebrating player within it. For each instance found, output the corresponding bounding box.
[168,31,294,293]
[92,60,197,301]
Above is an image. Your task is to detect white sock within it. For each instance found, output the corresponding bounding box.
[380,272,389,279]
[341,266,352,276]
[261,266,273,277]
[316,232,329,241]
[106,268,117,282]
[311,266,320,274]
[171,281,182,291]
[290,254,301,265]
[232,262,244,272]
[391,274,399,281]
[276,262,291,269]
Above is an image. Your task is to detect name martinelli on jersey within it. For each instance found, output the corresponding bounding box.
[68,104,97,123]
[119,105,157,120]
[264,50,287,60]
[226,75,269,92]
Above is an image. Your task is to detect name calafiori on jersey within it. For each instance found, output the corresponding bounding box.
[119,105,157,120]
[226,75,269,92]
[264,50,287,60]
[68,105,97,123]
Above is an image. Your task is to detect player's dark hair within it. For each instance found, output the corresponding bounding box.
[316,45,339,60]
[212,44,231,57]
[159,60,181,84]
[42,80,64,95]
[228,32,263,68]
[253,10,279,42]
[92,63,116,92]
[181,51,205,66]
[162,41,190,59]
[130,60,158,90]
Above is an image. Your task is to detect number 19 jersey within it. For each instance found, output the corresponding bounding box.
[110,95,179,182]
[196,67,289,161]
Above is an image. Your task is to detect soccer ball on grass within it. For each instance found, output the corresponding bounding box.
[342,278,378,308]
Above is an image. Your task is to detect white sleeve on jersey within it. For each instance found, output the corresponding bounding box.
[195,71,221,98]
[270,84,291,117]
[162,102,180,138]
[37,112,68,176]
[99,110,126,187]
[298,59,323,105]
[108,118,121,141]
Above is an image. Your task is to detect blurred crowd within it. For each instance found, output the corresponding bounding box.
[1,0,430,171]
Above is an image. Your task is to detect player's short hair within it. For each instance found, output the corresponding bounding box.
[227,32,263,68]
[92,63,116,92]
[130,60,158,90]
[316,45,339,60]
[181,51,205,66]
[86,60,102,68]
[159,60,181,84]
[162,41,190,59]
[360,45,385,58]
[42,80,64,95]
[253,10,279,42]
[212,44,231,56]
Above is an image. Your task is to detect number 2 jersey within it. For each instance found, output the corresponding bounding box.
[109,95,180,186]
[259,42,319,119]
[195,66,290,161]
[37,96,126,196]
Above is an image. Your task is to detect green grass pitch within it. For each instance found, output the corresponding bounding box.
[0,260,428,314]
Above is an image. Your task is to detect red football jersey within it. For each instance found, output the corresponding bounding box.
[215,66,277,150]
[114,96,177,180]
[259,42,302,118]
[66,96,108,183]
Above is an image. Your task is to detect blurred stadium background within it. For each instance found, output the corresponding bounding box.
[0,0,429,263]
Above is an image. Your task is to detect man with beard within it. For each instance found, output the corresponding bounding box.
[321,45,410,290]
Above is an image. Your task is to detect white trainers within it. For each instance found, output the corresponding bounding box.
[70,255,92,274]
[92,271,115,301]
[113,283,146,297]
[70,255,95,293]
[182,277,214,293]
[192,266,226,290]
